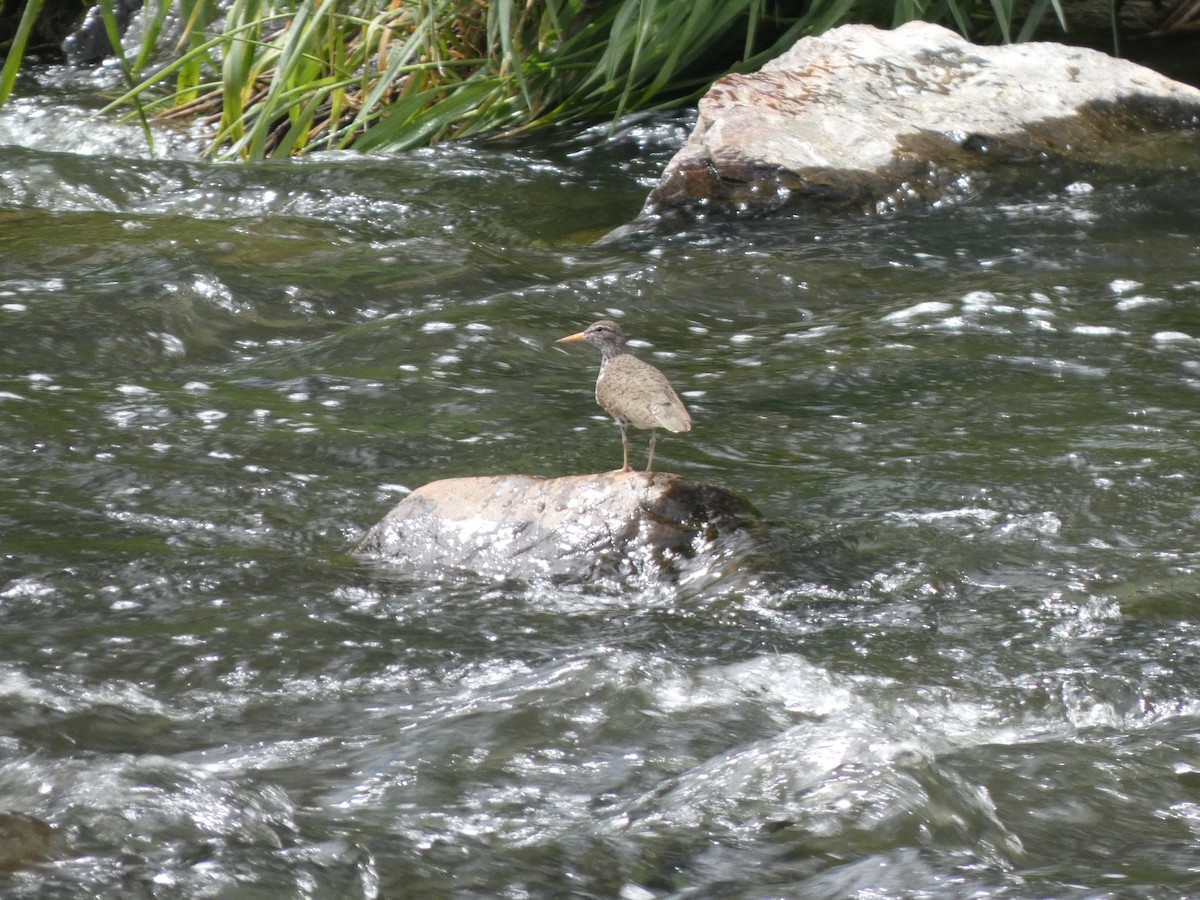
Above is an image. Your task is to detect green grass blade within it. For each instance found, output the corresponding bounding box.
[350,77,500,153]
[343,5,447,139]
[937,0,976,37]
[0,0,46,107]
[97,21,272,117]
[219,0,265,147]
[131,0,172,76]
[98,0,156,153]
[242,0,349,160]
[988,0,1015,42]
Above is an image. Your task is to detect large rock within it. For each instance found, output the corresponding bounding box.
[640,21,1200,221]
[355,472,761,580]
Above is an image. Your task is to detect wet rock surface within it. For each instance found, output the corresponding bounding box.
[355,472,762,580]
[640,21,1200,221]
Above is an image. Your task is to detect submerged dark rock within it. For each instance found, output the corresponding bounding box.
[0,812,64,871]
[638,21,1200,223]
[355,472,761,580]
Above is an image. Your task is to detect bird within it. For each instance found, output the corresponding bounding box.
[557,319,692,473]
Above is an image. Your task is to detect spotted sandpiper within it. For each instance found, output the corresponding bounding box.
[557,319,692,473]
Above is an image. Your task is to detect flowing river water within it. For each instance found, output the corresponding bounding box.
[3,71,1200,898]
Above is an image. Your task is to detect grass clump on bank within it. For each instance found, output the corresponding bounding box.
[3,0,1073,159]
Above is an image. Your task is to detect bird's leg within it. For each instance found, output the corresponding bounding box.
[645,431,657,473]
[619,422,632,472]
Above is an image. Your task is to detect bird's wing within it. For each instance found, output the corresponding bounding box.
[650,392,691,433]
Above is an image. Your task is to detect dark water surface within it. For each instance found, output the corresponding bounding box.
[3,81,1200,898]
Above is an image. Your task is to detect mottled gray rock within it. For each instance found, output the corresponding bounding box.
[641,21,1200,220]
[355,472,761,580]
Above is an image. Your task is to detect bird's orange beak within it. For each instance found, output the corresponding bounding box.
[557,331,587,344]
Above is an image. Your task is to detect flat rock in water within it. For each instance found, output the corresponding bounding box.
[638,21,1200,221]
[355,472,761,579]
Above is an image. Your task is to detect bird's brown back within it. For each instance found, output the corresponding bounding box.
[597,355,691,433]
